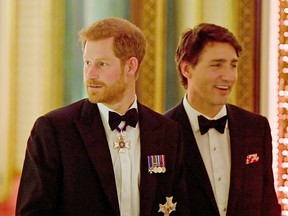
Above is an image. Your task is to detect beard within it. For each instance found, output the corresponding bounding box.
[85,71,127,105]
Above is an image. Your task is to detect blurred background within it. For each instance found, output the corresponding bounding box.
[0,0,287,215]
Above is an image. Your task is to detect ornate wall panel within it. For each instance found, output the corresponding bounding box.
[132,0,166,113]
[237,0,261,113]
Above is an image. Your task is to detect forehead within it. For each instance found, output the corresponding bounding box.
[83,37,115,57]
[199,42,238,62]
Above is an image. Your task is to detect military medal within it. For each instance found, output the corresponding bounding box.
[158,196,177,215]
[147,154,166,173]
[114,131,130,153]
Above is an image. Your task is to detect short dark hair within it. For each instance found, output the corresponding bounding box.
[175,23,242,88]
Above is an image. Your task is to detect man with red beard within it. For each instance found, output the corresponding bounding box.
[16,17,189,216]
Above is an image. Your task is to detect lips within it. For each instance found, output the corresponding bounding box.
[87,80,104,89]
[89,84,102,88]
[216,85,229,90]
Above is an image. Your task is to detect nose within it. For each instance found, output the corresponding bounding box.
[84,63,99,80]
[221,65,237,82]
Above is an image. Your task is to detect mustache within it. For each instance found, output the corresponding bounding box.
[86,79,105,86]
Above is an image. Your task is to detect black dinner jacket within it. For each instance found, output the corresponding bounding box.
[16,99,189,216]
[165,101,281,216]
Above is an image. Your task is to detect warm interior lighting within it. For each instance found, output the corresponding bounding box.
[277,0,288,214]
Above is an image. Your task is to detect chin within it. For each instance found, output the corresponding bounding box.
[87,95,101,104]
[215,100,228,106]
[87,98,98,104]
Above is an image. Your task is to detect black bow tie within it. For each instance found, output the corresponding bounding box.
[198,115,227,135]
[108,108,138,131]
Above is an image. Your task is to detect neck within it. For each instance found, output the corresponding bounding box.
[105,93,136,114]
[186,96,224,118]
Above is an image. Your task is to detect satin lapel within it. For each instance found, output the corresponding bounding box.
[138,104,160,215]
[226,105,247,214]
[176,103,219,212]
[74,100,119,215]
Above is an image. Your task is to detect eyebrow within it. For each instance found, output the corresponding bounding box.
[82,57,109,61]
[209,58,238,63]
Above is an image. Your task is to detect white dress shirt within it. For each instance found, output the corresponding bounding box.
[98,98,140,216]
[183,95,231,216]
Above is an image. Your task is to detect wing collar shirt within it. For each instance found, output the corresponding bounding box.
[97,96,140,216]
[183,95,231,216]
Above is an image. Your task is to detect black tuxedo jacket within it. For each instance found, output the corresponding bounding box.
[165,102,281,216]
[16,99,189,216]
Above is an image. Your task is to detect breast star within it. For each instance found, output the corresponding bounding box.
[158,196,177,215]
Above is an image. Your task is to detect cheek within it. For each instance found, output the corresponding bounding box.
[83,68,91,81]
[234,71,238,81]
[104,70,123,84]
[193,73,209,84]
[106,72,118,82]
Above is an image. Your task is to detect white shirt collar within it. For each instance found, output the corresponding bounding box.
[183,94,227,133]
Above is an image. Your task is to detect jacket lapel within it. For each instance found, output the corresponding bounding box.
[226,105,247,215]
[138,104,161,215]
[176,102,219,213]
[74,100,120,216]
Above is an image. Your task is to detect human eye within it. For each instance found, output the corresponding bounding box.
[231,62,238,69]
[84,60,91,67]
[210,63,221,68]
[97,61,108,67]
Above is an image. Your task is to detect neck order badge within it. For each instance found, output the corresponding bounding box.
[113,131,130,153]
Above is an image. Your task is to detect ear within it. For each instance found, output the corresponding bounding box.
[125,57,138,77]
[180,61,192,78]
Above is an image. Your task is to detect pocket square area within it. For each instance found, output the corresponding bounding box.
[246,153,260,164]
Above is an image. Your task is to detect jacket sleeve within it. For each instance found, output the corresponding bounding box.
[262,118,281,215]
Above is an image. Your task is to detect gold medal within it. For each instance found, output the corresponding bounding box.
[153,167,158,173]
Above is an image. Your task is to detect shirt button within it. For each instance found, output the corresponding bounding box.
[213,147,216,151]
[218,177,221,181]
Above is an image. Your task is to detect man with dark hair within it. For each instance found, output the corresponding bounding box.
[165,23,281,215]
